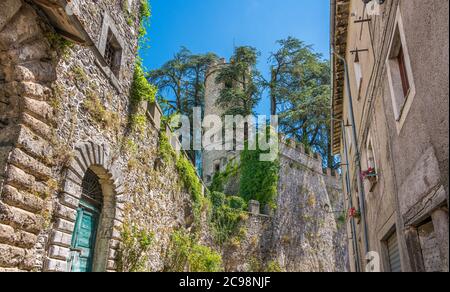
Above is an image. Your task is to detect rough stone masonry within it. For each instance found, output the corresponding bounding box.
[0,0,347,272]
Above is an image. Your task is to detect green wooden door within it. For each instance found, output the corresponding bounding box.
[70,204,99,272]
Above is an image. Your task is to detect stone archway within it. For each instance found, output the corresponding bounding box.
[45,142,124,272]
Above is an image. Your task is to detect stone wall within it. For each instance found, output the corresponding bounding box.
[0,0,207,272]
[222,141,347,272]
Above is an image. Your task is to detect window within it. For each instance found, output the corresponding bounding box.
[386,9,416,128]
[98,13,125,84]
[397,46,410,98]
[213,161,221,174]
[366,134,377,172]
[104,29,123,77]
[386,231,402,272]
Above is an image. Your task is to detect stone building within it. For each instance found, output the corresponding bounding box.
[331,0,449,272]
[0,0,348,273]
[0,0,205,272]
[201,58,348,271]
[202,58,240,184]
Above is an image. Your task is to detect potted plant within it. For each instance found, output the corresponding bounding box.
[361,167,378,191]
[348,207,362,224]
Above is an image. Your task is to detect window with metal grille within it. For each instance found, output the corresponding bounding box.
[104,29,122,77]
[81,169,103,209]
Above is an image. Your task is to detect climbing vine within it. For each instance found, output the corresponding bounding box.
[116,222,154,272]
[208,192,247,246]
[131,61,157,105]
[158,132,204,223]
[210,162,240,193]
[239,140,279,209]
[163,230,222,272]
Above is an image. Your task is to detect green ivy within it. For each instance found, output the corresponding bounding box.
[116,222,154,272]
[158,131,204,223]
[210,163,239,193]
[209,192,247,245]
[176,152,204,221]
[188,244,223,272]
[138,0,151,38]
[164,230,222,272]
[131,62,157,104]
[239,140,279,209]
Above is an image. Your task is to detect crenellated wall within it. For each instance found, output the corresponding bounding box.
[222,140,348,272]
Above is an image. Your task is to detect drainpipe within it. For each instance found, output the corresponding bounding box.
[332,50,370,267]
[340,119,361,272]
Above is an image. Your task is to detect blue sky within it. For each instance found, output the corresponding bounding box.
[141,0,331,115]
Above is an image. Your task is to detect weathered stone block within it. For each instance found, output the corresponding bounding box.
[54,203,76,223]
[0,202,42,234]
[21,97,55,124]
[0,0,22,32]
[45,258,68,272]
[3,40,50,64]
[54,218,75,234]
[0,6,42,51]
[60,193,79,210]
[4,164,48,196]
[61,178,82,199]
[1,185,44,214]
[49,230,72,248]
[48,245,70,261]
[0,243,25,268]
[9,147,52,180]
[21,113,53,140]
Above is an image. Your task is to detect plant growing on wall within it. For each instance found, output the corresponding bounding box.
[209,162,240,193]
[163,230,222,272]
[239,138,279,209]
[158,132,204,223]
[116,222,154,272]
[209,192,247,245]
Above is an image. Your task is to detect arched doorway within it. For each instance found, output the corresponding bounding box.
[70,169,103,272]
[45,142,123,272]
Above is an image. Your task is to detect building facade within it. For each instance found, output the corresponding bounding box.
[331,0,449,272]
[0,0,206,272]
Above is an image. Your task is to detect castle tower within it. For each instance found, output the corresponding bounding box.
[202,58,239,184]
